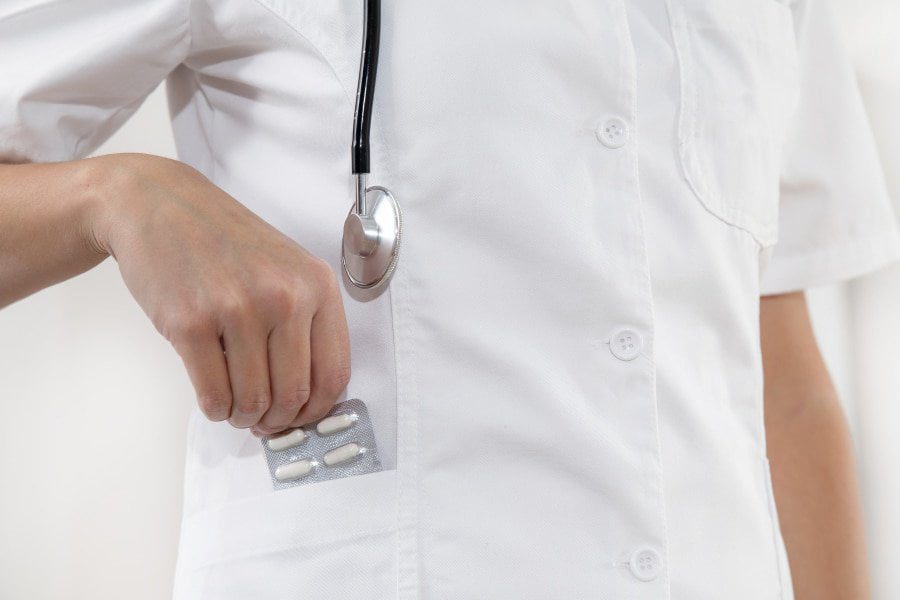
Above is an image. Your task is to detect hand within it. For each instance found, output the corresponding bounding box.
[85,153,350,436]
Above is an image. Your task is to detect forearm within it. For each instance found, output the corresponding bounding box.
[0,159,114,307]
[766,390,870,599]
[2,151,351,435]
[762,292,870,599]
[0,159,109,308]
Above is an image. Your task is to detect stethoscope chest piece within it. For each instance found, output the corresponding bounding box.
[341,185,401,289]
[341,0,401,290]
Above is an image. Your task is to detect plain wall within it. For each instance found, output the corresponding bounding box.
[1,1,898,597]
[0,86,192,599]
[836,1,900,595]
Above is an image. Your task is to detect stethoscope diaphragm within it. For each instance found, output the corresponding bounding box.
[341,182,401,289]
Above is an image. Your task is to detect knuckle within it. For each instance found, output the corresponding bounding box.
[198,390,232,421]
[310,257,338,292]
[233,389,271,417]
[164,310,216,346]
[259,280,302,318]
[217,296,251,326]
[274,387,311,414]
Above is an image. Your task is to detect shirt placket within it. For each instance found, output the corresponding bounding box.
[585,1,670,596]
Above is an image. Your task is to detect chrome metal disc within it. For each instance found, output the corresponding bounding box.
[341,186,401,289]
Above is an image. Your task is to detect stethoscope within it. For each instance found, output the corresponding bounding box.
[341,0,401,290]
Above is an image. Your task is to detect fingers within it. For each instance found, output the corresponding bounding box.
[290,279,351,427]
[174,261,350,434]
[251,314,312,436]
[174,332,232,422]
[222,321,272,429]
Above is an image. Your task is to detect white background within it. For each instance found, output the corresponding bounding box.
[1,1,898,597]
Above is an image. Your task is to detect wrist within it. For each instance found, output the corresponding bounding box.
[72,154,139,258]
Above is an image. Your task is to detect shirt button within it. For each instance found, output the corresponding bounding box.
[629,547,663,582]
[610,328,642,361]
[596,117,628,148]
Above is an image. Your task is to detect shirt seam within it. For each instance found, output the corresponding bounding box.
[761,457,789,599]
[760,228,900,294]
[248,0,354,109]
[244,1,394,183]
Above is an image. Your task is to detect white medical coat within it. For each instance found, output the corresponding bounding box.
[2,0,898,598]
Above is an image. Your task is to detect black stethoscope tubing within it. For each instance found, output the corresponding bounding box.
[352,0,379,189]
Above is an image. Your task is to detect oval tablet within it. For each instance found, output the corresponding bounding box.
[274,459,314,481]
[316,413,358,436]
[323,442,363,466]
[267,428,307,452]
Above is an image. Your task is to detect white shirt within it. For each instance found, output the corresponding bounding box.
[2,0,898,598]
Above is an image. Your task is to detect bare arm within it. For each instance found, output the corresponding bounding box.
[0,153,349,435]
[761,291,870,599]
[0,160,109,306]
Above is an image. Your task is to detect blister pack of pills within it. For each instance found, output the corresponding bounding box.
[261,398,382,490]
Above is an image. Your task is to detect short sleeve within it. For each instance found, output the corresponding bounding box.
[759,0,900,296]
[0,0,190,163]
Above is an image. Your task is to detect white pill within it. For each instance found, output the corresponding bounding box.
[316,413,358,436]
[323,442,363,466]
[274,459,314,481]
[267,429,307,452]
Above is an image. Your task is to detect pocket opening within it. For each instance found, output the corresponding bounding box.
[177,468,399,570]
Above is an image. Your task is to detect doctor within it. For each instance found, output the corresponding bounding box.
[1,0,897,598]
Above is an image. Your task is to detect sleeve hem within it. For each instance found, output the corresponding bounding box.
[759,228,900,296]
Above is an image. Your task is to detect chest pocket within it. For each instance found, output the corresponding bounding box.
[668,0,801,247]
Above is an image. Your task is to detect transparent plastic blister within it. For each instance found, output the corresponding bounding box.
[261,398,382,490]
